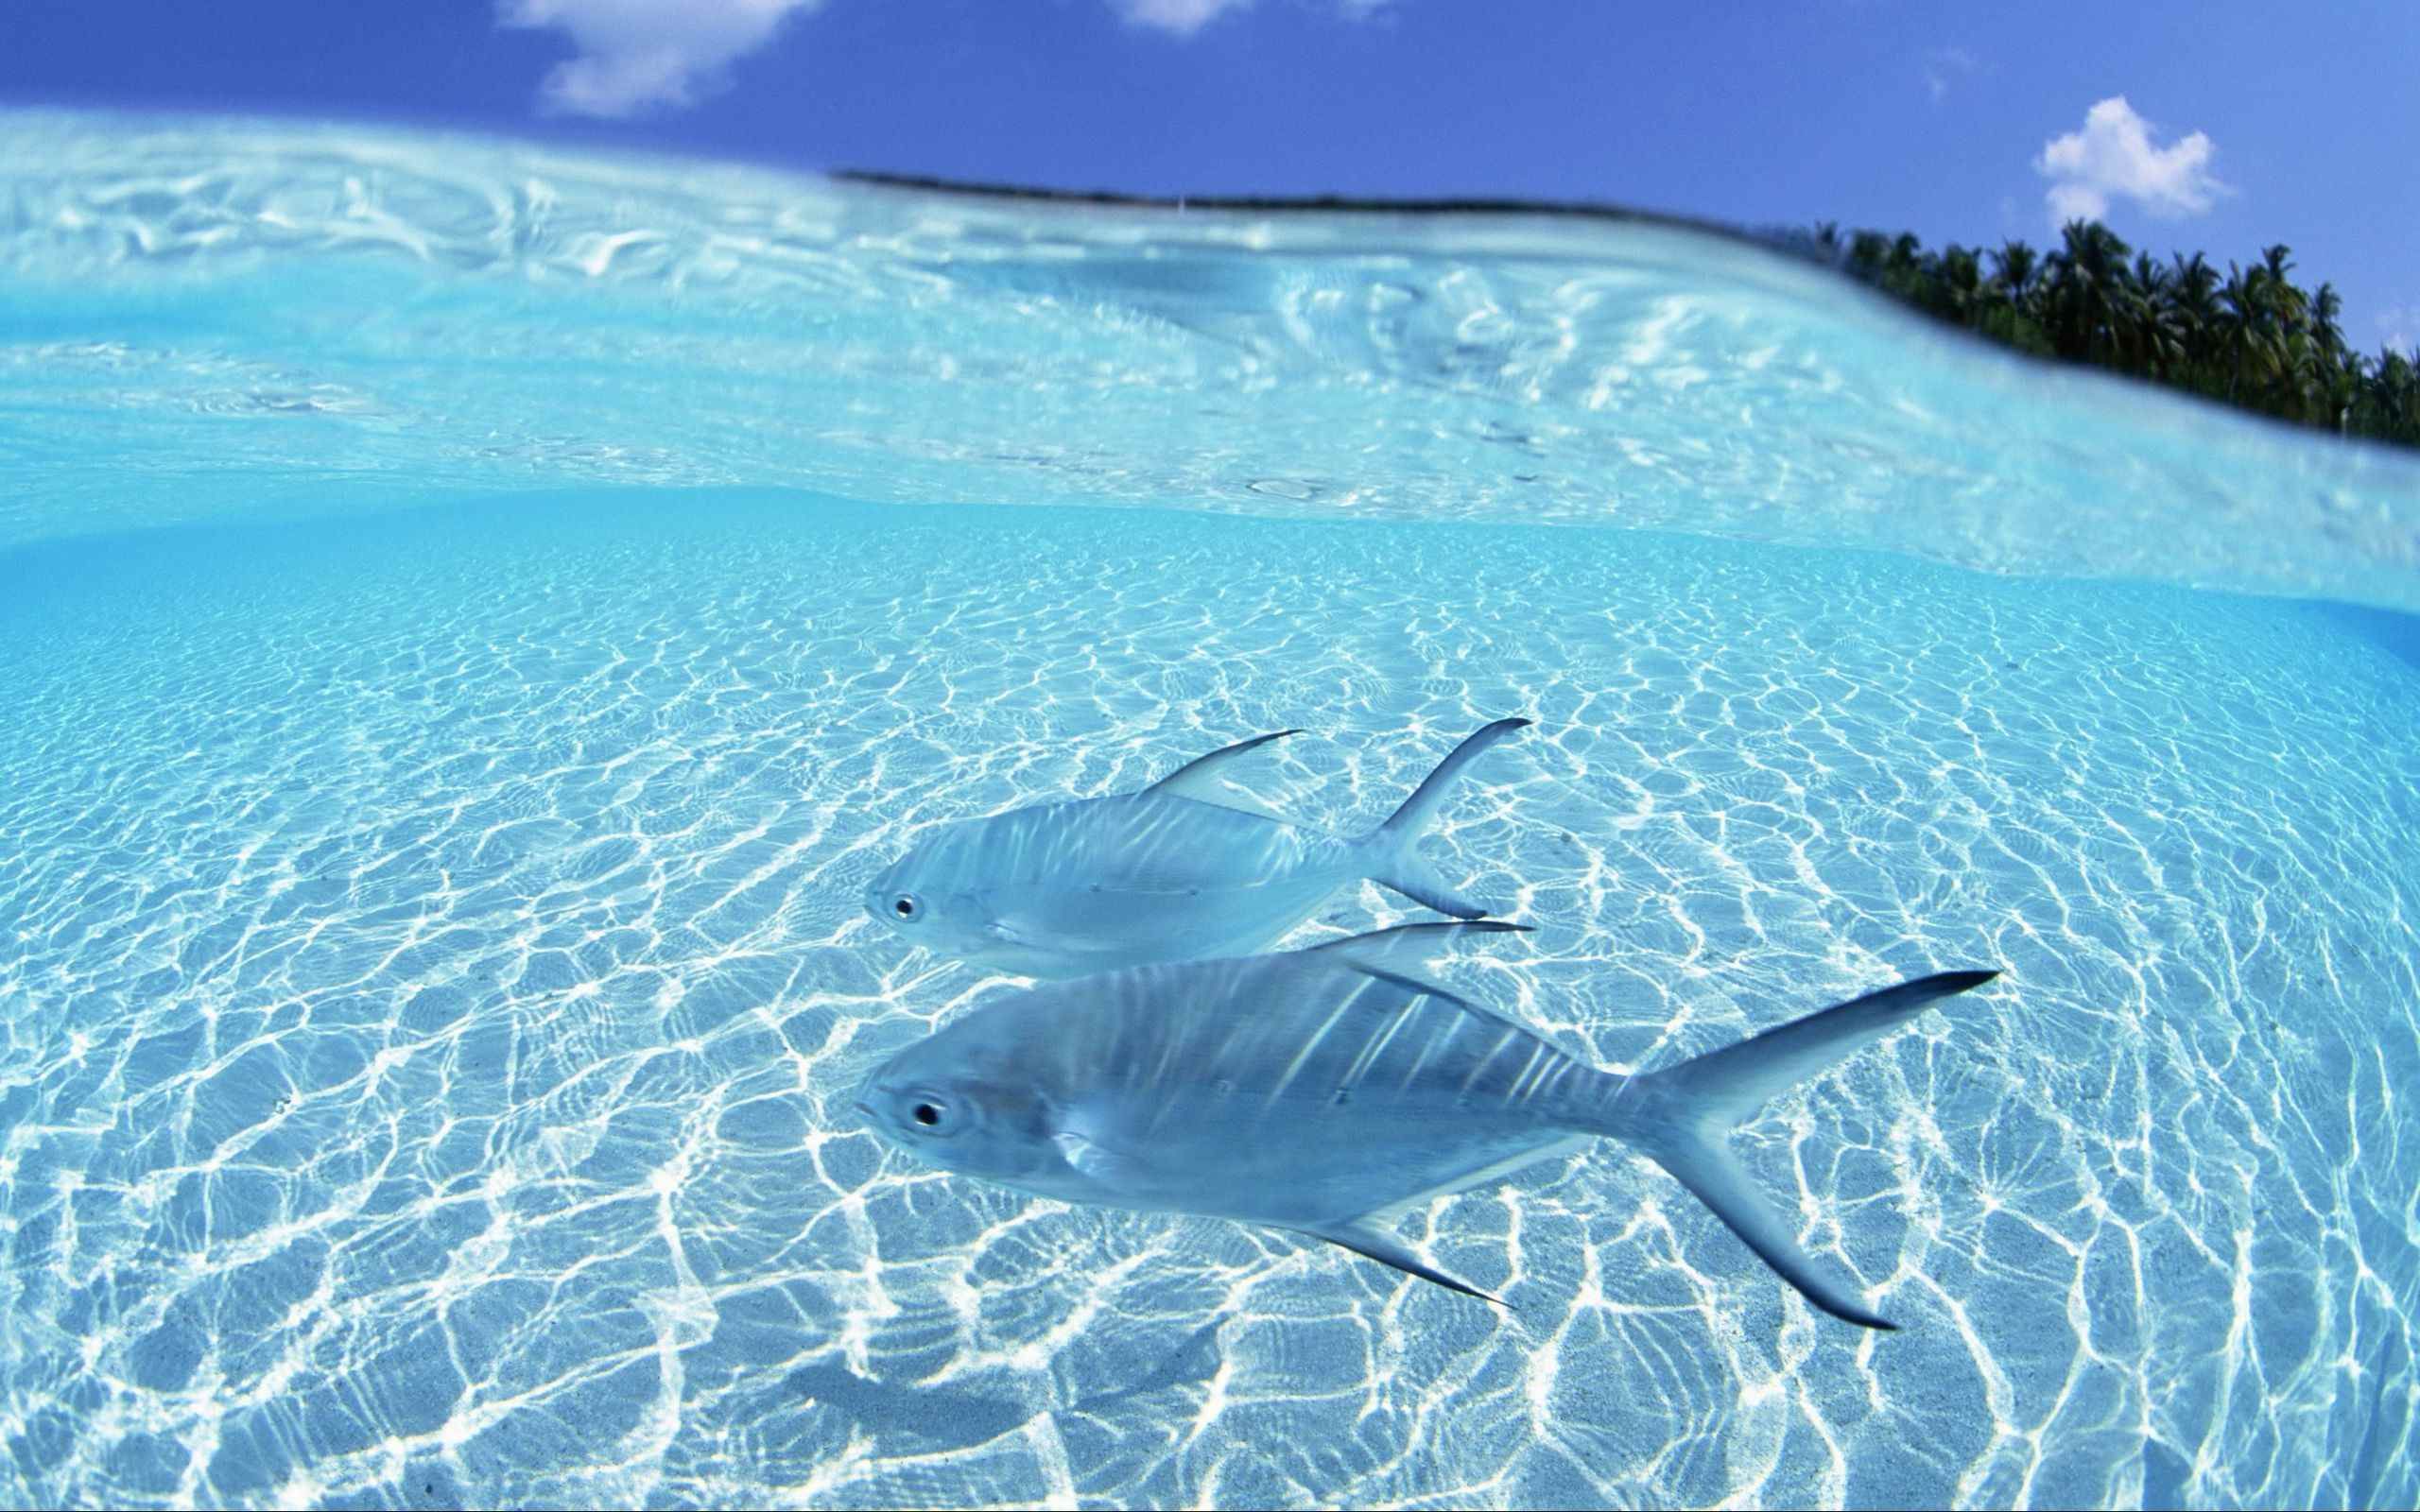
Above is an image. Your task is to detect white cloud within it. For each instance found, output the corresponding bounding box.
[500,0,826,118]
[1923,46,1977,104]
[2034,96,2227,227]
[1109,0,1396,37]
[2382,304,2418,354]
[1110,0,1253,33]
[502,0,1396,115]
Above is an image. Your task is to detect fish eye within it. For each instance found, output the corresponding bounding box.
[892,1087,962,1137]
[891,893,923,922]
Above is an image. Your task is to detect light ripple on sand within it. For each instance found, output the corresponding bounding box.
[0,493,2414,1507]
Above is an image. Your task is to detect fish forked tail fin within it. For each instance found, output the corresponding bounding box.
[1586,970,2001,1330]
[1367,717,1531,919]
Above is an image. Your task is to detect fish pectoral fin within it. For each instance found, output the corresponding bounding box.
[985,911,1084,951]
[1146,730,1303,822]
[1051,1127,1151,1190]
[987,913,1123,960]
[1293,1223,1510,1311]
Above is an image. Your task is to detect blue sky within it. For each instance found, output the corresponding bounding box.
[4,1,2414,345]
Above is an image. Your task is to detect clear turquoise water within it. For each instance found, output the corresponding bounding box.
[4,112,2419,1509]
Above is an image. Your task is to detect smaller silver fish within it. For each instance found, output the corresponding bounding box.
[858,922,2000,1328]
[864,720,1529,979]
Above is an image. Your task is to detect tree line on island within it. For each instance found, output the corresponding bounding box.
[1774,219,2420,450]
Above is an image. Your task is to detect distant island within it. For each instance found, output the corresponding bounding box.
[1779,219,2419,450]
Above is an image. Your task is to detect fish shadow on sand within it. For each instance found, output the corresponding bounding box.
[1063,1319,1225,1418]
[784,1320,1224,1448]
[785,1361,1029,1449]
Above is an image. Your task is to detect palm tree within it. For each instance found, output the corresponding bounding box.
[2309,282,2344,355]
[1847,230,1892,282]
[2124,253,2183,376]
[2257,245,2306,329]
[2048,219,2132,365]
[2304,282,2348,418]
[1937,245,1984,323]
[2219,263,2262,403]
[2322,349,2362,435]
[1990,241,2040,315]
[1793,215,2419,448]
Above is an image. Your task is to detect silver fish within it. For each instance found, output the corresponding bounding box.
[857,921,1999,1328]
[864,720,1529,979]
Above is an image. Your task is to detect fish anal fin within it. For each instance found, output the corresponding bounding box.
[1294,1223,1510,1310]
[1146,730,1304,822]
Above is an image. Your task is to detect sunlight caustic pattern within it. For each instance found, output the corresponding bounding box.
[1,498,2415,1507]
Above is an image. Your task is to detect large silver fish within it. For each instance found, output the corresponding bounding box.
[857,921,1999,1328]
[863,720,1529,979]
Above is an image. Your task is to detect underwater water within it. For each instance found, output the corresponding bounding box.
[3,112,2420,1510]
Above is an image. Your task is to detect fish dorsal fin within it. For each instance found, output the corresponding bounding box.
[1290,1223,1510,1310]
[1309,922,1542,1041]
[1145,729,1303,822]
[1304,921,1531,987]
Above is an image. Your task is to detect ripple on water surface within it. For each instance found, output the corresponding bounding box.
[5,110,2420,611]
[0,492,2415,1507]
